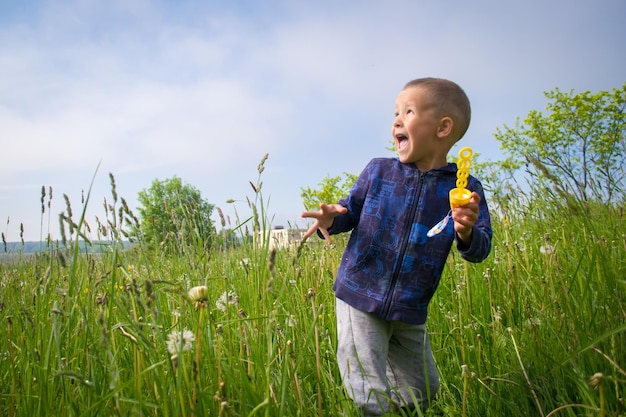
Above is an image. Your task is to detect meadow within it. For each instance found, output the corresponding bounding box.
[1,170,625,417]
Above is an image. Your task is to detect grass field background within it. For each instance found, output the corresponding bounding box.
[1,170,625,416]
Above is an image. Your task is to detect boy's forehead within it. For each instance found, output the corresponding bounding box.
[396,86,431,106]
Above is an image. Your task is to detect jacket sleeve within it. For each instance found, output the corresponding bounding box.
[323,160,375,236]
[456,178,492,263]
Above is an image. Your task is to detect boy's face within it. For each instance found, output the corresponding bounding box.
[392,86,446,170]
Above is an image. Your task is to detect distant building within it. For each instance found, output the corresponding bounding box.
[255,226,307,250]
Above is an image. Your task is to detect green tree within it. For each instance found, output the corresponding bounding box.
[136,177,215,250]
[300,173,358,211]
[494,83,626,204]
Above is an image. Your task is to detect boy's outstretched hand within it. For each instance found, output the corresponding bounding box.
[301,203,348,244]
[452,191,481,246]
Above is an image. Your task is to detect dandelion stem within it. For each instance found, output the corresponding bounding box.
[309,292,323,417]
[508,328,545,417]
[461,365,470,417]
[193,308,204,415]
[544,404,599,417]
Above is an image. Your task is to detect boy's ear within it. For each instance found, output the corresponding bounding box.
[437,117,454,138]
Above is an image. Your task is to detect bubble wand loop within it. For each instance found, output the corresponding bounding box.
[427,147,473,238]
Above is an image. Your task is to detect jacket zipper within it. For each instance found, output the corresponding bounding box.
[381,170,425,319]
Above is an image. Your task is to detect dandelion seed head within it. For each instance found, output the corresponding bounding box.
[166,329,195,355]
[589,372,604,388]
[216,290,239,312]
[188,285,209,309]
[527,317,541,327]
[188,285,208,301]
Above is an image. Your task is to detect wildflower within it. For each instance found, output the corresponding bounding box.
[527,317,541,327]
[216,290,239,312]
[539,244,554,255]
[461,364,470,379]
[188,285,209,309]
[166,329,195,356]
[482,268,491,280]
[445,311,457,323]
[494,306,503,322]
[589,372,604,388]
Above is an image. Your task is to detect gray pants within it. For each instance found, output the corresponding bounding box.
[336,298,439,416]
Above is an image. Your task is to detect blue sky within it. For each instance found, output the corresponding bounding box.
[1,0,624,242]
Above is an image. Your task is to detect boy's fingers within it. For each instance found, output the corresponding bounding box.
[301,210,320,219]
[300,203,344,245]
[302,223,319,240]
[320,228,332,244]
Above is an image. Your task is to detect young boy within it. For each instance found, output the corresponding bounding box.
[301,78,492,416]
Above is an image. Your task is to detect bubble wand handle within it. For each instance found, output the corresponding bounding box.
[449,147,473,209]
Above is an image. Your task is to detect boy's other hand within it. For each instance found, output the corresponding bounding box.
[452,192,480,246]
[301,203,348,244]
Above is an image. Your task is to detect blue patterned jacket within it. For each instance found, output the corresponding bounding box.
[327,158,492,325]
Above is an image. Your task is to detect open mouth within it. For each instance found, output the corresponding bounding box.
[395,134,408,151]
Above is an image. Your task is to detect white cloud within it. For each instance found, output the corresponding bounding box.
[0,0,624,241]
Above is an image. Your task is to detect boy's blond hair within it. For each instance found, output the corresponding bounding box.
[403,78,471,142]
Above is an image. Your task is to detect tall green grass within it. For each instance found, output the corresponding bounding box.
[1,162,624,416]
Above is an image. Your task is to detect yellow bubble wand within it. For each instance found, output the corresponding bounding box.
[427,147,473,238]
[449,147,473,209]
